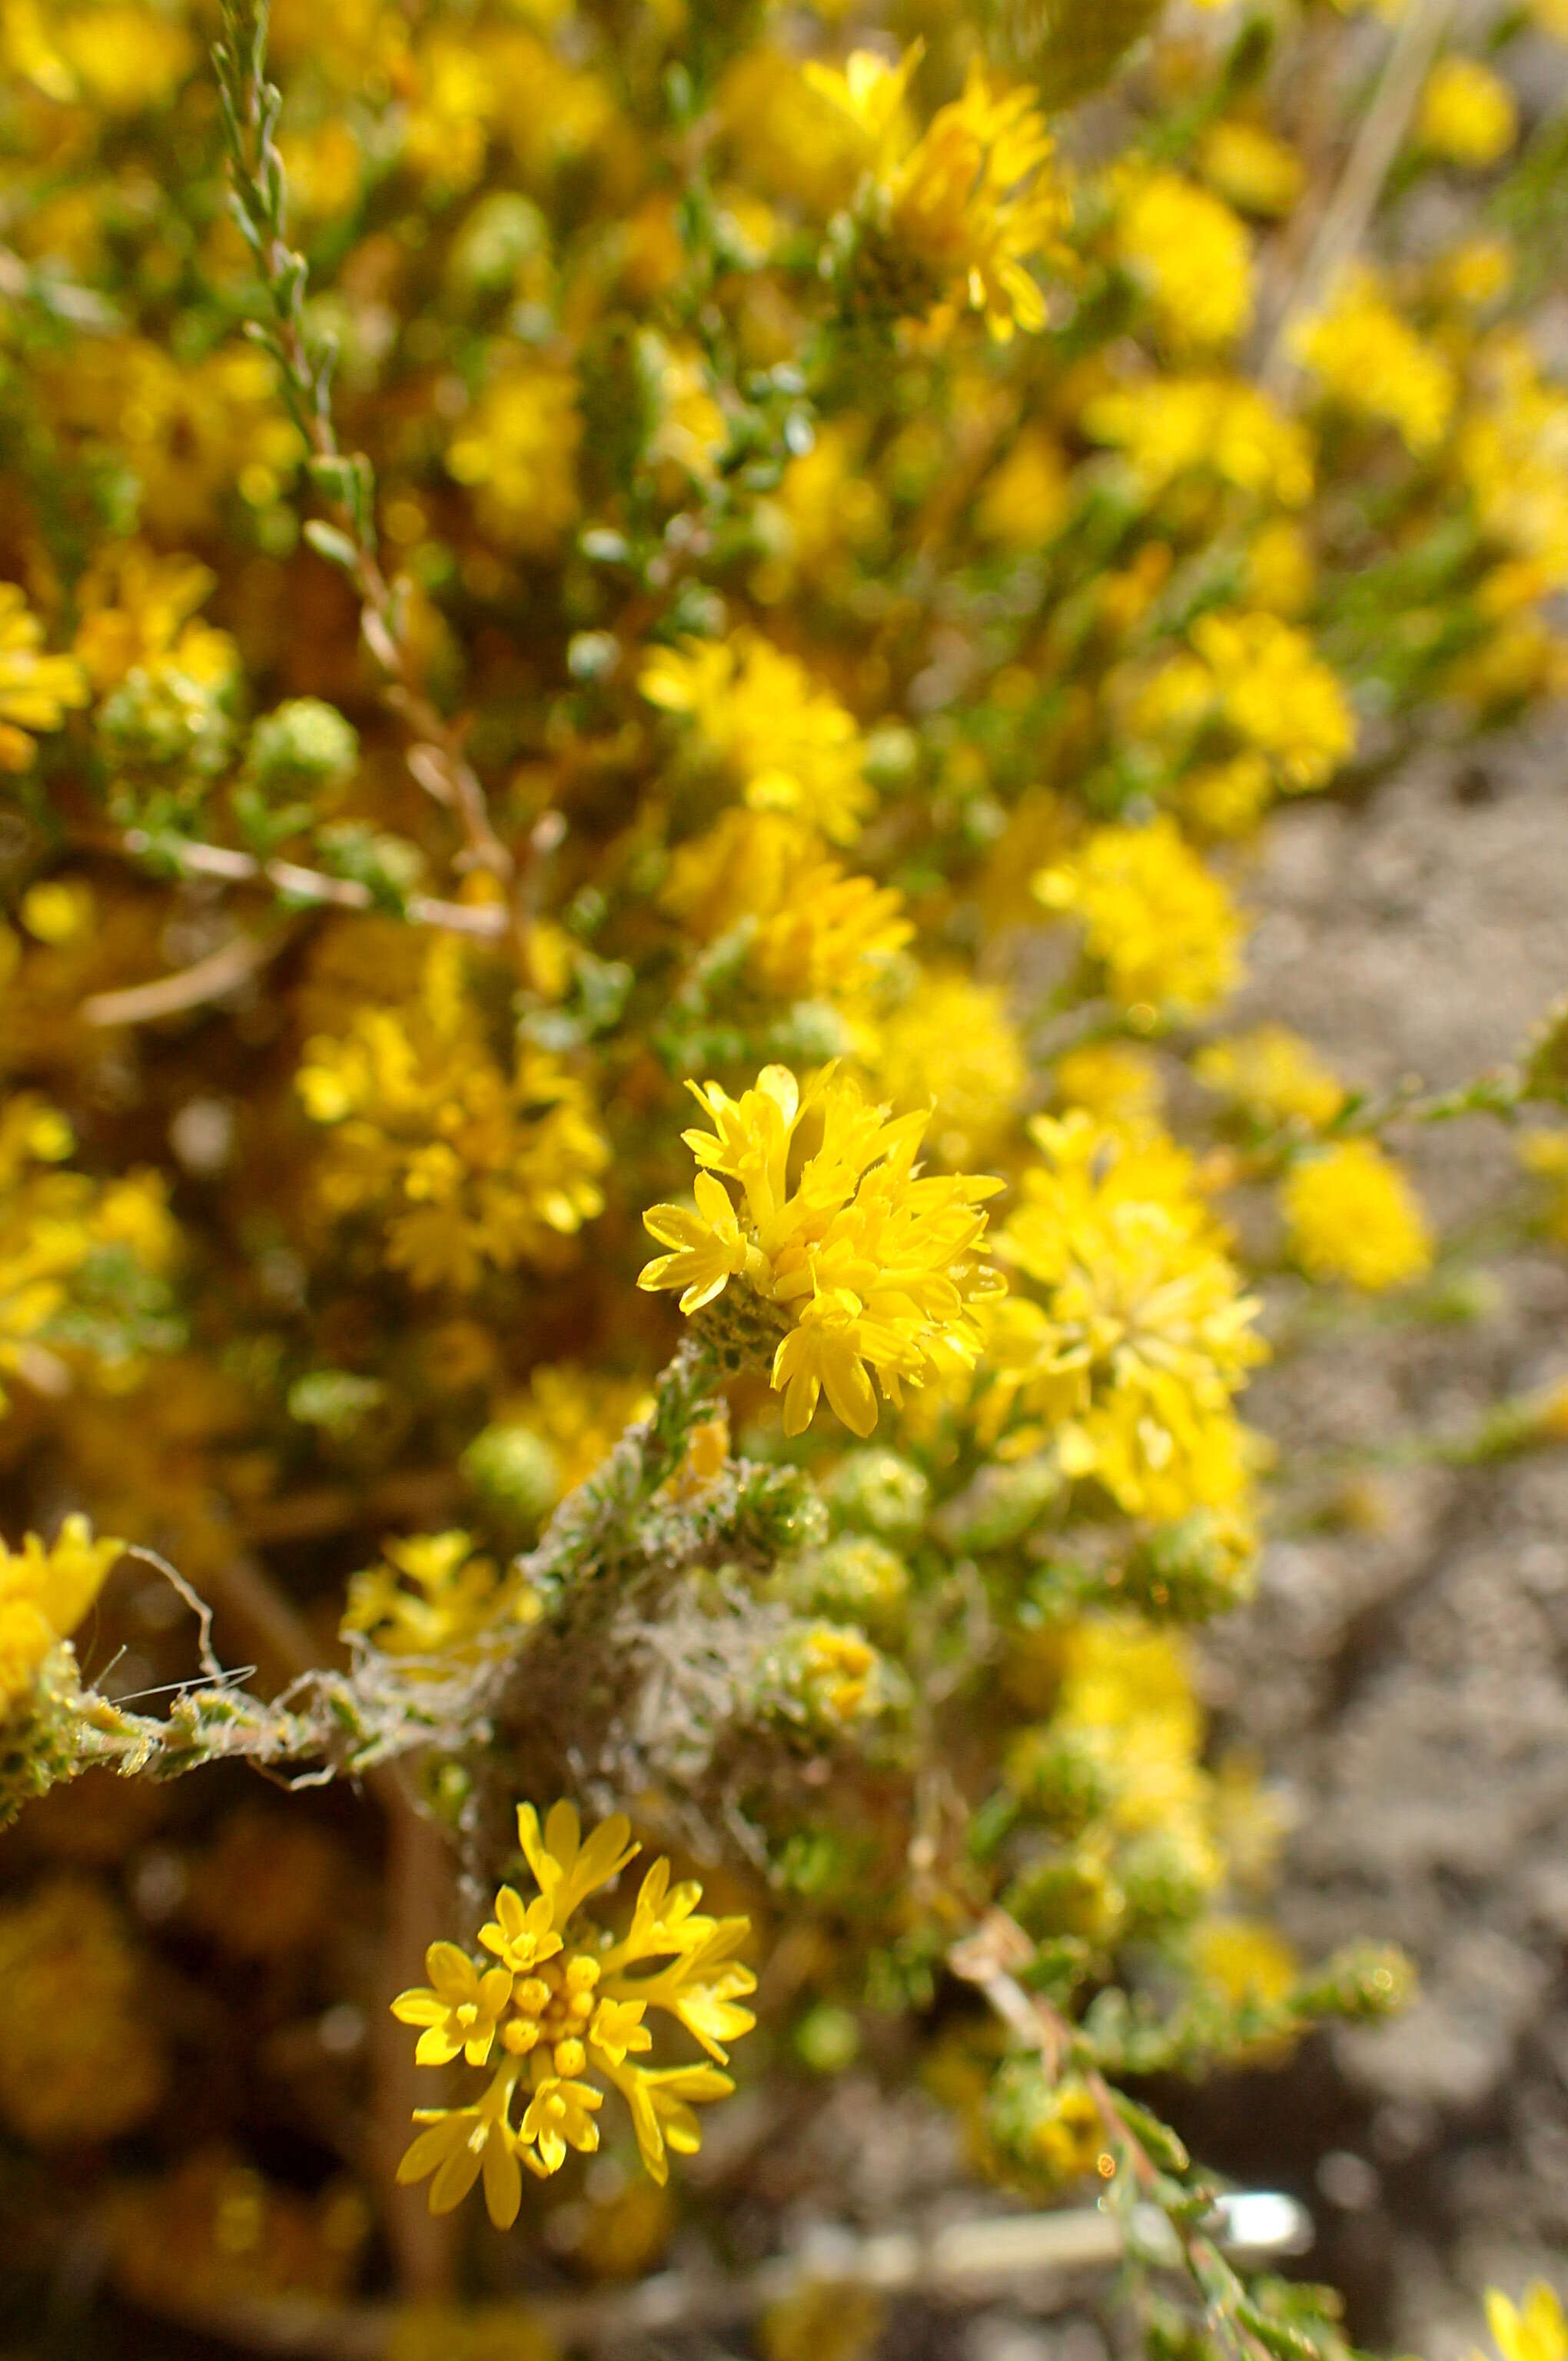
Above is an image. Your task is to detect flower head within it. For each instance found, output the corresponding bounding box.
[1035,818,1244,1018]
[1281,1141,1433,1291]
[642,633,872,845]
[394,1801,754,2217]
[640,1065,1003,1438]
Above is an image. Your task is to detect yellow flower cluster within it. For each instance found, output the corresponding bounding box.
[1294,266,1457,453]
[447,365,583,555]
[297,943,608,1290]
[1458,335,1568,596]
[1134,612,1357,803]
[0,1095,177,1406]
[0,1516,125,1717]
[1035,817,1245,1018]
[1195,1027,1346,1131]
[642,633,872,844]
[1084,376,1314,506]
[1281,1140,1433,1291]
[983,1114,1264,1526]
[808,46,1069,340]
[1418,56,1517,169]
[395,1802,752,2220]
[1114,168,1254,349]
[639,1064,1002,1437]
[341,1531,529,1663]
[0,585,88,772]
[865,971,1028,1167]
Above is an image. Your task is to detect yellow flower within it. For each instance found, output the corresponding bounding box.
[72,543,237,696]
[1281,1141,1433,1290]
[1457,335,1568,594]
[1191,613,1355,792]
[1482,2284,1568,2361]
[663,809,912,1006]
[1195,1028,1345,1129]
[985,1114,1264,1521]
[0,585,88,772]
[642,633,872,845]
[0,1516,125,1716]
[1190,1916,1297,2007]
[392,1944,517,2067]
[865,970,1028,1165]
[1292,266,1457,453]
[975,429,1071,547]
[808,47,1069,340]
[341,1531,521,1660]
[1418,56,1517,169]
[297,941,608,1290]
[639,1064,1003,1439]
[1199,120,1305,218]
[447,365,582,554]
[395,1801,753,2213]
[18,879,95,947]
[1115,168,1254,348]
[1083,376,1314,507]
[1035,817,1245,1018]
[1055,1043,1164,1127]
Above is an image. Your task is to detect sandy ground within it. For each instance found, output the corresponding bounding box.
[1198,724,1568,2350]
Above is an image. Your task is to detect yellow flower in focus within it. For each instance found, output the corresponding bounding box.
[394,1802,753,2217]
[1281,1141,1433,1290]
[0,1516,125,1716]
[1480,2285,1568,2361]
[1115,168,1254,347]
[1292,267,1457,453]
[1035,816,1245,1018]
[1195,1027,1345,1129]
[639,1064,1003,1438]
[642,634,872,845]
[297,941,608,1290]
[867,970,1028,1164]
[1417,56,1517,169]
[447,366,582,553]
[985,1114,1264,1521]
[0,586,88,772]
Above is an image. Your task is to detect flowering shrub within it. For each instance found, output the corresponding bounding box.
[2,0,1567,2350]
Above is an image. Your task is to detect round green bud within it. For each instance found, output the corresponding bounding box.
[247,699,359,798]
[793,2003,860,2075]
[447,192,547,298]
[822,1449,929,1541]
[786,1535,909,1637]
[460,1423,561,1540]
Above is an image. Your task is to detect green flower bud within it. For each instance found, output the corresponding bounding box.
[822,1449,930,1540]
[460,1423,561,1542]
[247,699,359,798]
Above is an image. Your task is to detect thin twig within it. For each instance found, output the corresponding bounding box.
[1261,0,1458,393]
[214,1,521,903]
[113,831,510,939]
[82,928,285,1027]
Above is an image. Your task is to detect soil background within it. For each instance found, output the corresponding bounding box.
[1189,724,1568,2355]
